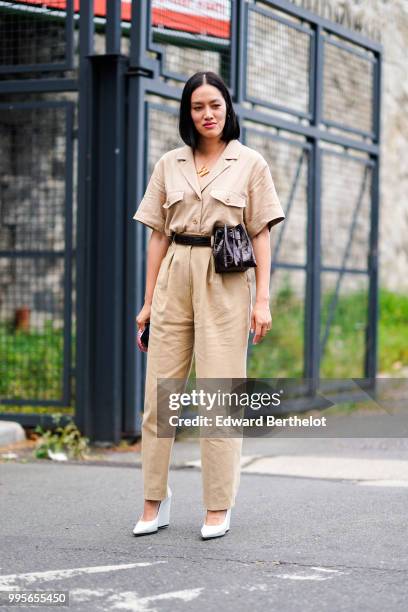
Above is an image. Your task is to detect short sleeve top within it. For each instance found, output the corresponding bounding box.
[132,138,285,240]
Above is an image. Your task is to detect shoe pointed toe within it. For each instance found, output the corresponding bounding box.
[201,508,231,539]
[133,485,172,536]
[133,517,158,536]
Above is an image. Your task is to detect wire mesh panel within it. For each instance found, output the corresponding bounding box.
[0,258,66,399]
[0,0,78,427]
[0,101,74,409]
[246,2,313,117]
[245,127,309,377]
[245,127,309,267]
[248,268,306,379]
[0,0,74,73]
[1,105,68,250]
[145,97,183,173]
[320,272,369,378]
[321,150,373,272]
[322,34,375,138]
[319,148,373,380]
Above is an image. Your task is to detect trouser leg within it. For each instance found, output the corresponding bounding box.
[141,242,194,500]
[191,246,252,510]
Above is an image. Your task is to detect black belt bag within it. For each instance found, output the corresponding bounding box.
[171,224,257,273]
[213,223,257,273]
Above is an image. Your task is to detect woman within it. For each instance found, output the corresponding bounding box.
[132,71,285,539]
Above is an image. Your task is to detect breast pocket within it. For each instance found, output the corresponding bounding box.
[210,189,246,228]
[163,190,184,209]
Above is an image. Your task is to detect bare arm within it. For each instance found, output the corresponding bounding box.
[136,230,170,332]
[144,231,170,304]
[250,226,272,344]
[244,157,284,344]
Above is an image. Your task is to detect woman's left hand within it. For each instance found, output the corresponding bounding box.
[250,299,272,344]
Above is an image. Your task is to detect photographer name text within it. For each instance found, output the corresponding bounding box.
[167,415,327,428]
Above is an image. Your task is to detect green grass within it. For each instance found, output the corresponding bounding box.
[1,285,407,416]
[248,274,304,378]
[377,289,408,372]
[248,279,408,379]
[0,319,75,415]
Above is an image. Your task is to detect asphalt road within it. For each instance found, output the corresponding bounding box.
[1,451,407,612]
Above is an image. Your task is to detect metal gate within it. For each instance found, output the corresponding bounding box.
[0,0,382,442]
[0,0,77,427]
[125,0,382,436]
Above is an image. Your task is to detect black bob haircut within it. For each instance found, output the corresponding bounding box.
[178,71,240,150]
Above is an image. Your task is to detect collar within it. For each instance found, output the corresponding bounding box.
[175,139,242,196]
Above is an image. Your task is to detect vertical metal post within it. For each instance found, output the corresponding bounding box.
[76,3,127,443]
[89,53,127,443]
[130,0,151,68]
[365,50,382,383]
[231,0,244,102]
[123,0,155,435]
[63,105,74,406]
[106,0,122,54]
[304,24,323,393]
[75,1,95,438]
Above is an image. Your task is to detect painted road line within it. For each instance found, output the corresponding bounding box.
[0,562,167,588]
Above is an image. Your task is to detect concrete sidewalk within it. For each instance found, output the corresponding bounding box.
[2,414,408,490]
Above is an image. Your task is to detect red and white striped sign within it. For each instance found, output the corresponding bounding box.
[11,0,230,38]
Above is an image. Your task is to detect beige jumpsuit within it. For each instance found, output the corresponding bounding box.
[132,138,285,510]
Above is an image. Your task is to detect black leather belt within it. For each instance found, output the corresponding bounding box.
[171,232,212,246]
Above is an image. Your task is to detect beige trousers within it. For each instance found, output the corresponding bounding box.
[141,240,252,510]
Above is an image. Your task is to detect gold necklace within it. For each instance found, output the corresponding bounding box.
[197,165,210,177]
[195,145,227,177]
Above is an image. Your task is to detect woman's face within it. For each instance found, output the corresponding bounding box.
[190,84,227,143]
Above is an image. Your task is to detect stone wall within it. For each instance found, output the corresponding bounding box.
[289,0,408,291]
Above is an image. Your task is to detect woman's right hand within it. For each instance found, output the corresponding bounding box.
[136,302,151,332]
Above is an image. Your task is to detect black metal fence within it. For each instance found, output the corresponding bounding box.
[0,0,382,442]
[0,0,77,425]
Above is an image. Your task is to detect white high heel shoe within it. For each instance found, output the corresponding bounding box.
[132,485,172,536]
[201,508,231,539]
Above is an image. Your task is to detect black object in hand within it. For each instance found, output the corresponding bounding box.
[140,321,150,348]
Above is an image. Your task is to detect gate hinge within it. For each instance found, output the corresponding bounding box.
[125,66,154,78]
